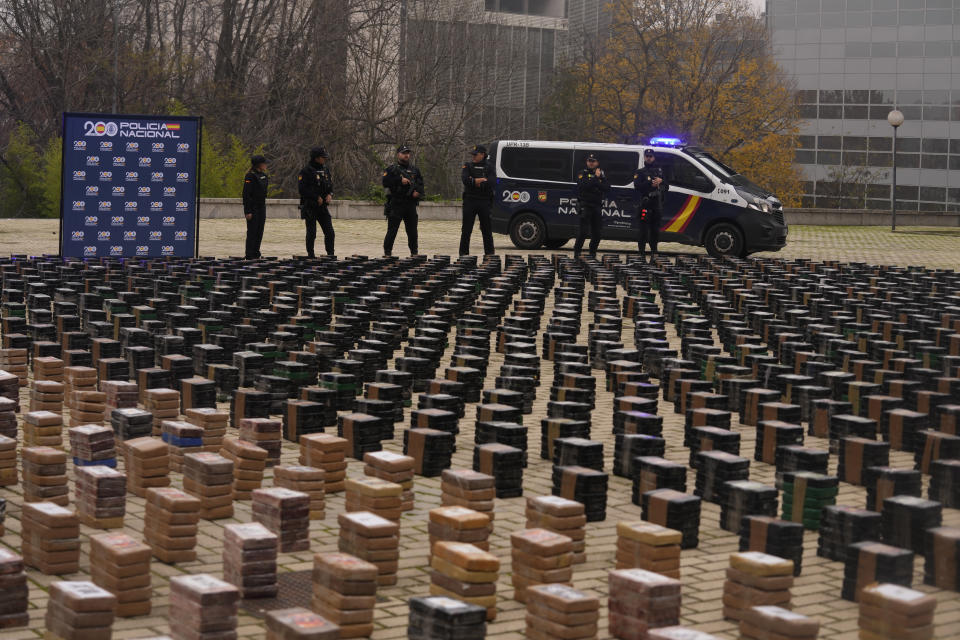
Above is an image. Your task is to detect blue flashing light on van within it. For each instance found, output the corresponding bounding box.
[486,139,788,258]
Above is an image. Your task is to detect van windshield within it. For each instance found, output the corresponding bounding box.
[685,148,767,193]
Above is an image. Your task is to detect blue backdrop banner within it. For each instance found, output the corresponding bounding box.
[59,112,201,258]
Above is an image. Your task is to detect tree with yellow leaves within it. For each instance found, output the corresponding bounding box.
[542,0,802,205]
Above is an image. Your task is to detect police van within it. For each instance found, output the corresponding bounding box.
[487,139,788,258]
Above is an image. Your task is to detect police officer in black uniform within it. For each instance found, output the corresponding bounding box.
[633,148,669,263]
[459,144,495,257]
[242,154,268,259]
[573,153,610,259]
[382,144,424,256]
[297,146,335,257]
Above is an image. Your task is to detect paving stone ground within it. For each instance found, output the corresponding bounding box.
[0,219,958,639]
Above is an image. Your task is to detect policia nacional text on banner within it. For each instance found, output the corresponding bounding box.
[59,112,201,259]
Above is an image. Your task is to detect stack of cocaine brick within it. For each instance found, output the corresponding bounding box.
[842,541,914,601]
[252,487,311,552]
[0,349,27,385]
[123,437,169,497]
[615,522,682,578]
[183,452,234,519]
[220,437,267,500]
[429,506,491,555]
[266,607,339,640]
[740,606,819,640]
[339,412,386,459]
[739,516,804,576]
[0,435,14,488]
[924,526,960,590]
[838,437,890,486]
[30,380,63,413]
[773,445,829,489]
[722,552,794,621]
[780,471,838,530]
[345,477,403,522]
[74,465,126,528]
[145,388,180,436]
[240,417,282,467]
[0,397,16,440]
[881,408,928,453]
[695,451,750,505]
[299,433,348,493]
[45,581,116,640]
[274,465,325,520]
[89,532,152,616]
[641,488,702,549]
[168,574,240,640]
[22,410,63,448]
[110,408,152,443]
[525,584,599,640]
[608,568,682,640]
[475,418,528,467]
[185,408,229,451]
[881,495,942,554]
[915,429,960,474]
[180,376,217,412]
[864,466,922,512]
[553,437,604,470]
[34,356,64,382]
[338,511,400,586]
[231,389,271,429]
[312,553,378,639]
[754,420,803,465]
[511,528,573,603]
[719,480,778,533]
[0,547,28,628]
[223,522,279,598]
[929,459,960,507]
[552,465,608,522]
[282,399,327,442]
[430,541,500,621]
[613,433,666,479]
[102,380,139,413]
[404,427,455,477]
[67,390,106,428]
[633,456,688,498]
[68,424,116,468]
[363,451,415,511]
[21,502,80,574]
[858,583,936,640]
[144,487,201,563]
[525,495,586,564]
[473,442,524,498]
[408,596,487,640]
[0,373,19,409]
[441,469,495,521]
[541,417,590,461]
[817,505,882,561]
[161,420,203,472]
[22,446,68,505]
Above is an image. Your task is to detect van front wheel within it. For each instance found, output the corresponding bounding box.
[704,223,745,259]
[509,212,546,249]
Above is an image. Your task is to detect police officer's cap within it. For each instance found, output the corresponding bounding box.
[644,148,656,156]
[250,154,267,167]
[397,144,412,154]
[310,146,329,159]
[586,153,598,161]
[470,145,487,155]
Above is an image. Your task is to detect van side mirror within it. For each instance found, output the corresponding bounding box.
[693,175,714,192]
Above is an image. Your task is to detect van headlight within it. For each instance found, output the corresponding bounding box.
[747,198,770,213]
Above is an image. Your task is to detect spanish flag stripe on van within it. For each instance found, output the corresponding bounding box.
[663,195,701,233]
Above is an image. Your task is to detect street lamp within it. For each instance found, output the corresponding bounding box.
[887,109,904,231]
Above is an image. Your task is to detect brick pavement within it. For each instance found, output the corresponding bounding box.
[0,225,958,639]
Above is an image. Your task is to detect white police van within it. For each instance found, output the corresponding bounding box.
[487,138,788,258]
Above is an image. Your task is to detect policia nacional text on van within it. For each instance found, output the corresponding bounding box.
[485,139,788,259]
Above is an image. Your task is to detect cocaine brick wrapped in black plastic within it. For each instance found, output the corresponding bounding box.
[492,377,536,413]
[929,459,960,507]
[230,389,271,428]
[614,434,665,479]
[863,466,922,512]
[540,417,590,461]
[411,408,459,440]
[110,407,153,441]
[282,399,327,442]
[719,480,778,533]
[774,445,829,489]
[428,379,467,405]
[755,420,804,465]
[809,399,852,439]
[546,400,592,426]
[632,456,687,501]
[551,464,607,522]
[445,367,483,403]
[613,410,663,437]
[684,408,731,446]
[407,595,487,640]
[838,437,890,486]
[915,429,960,474]
[472,442,523,499]
[781,471,838,530]
[640,488,701,549]
[404,427,455,477]
[842,541,914,601]
[830,414,878,453]
[817,505,882,561]
[881,408,928,452]
[375,369,414,407]
[320,372,358,411]
[418,393,465,419]
[338,412,386,459]
[180,376,216,412]
[739,515,804,576]
[552,437,604,471]
[923,526,960,590]
[880,495,942,554]
[549,385,595,409]
[695,450,750,505]
[475,421,527,467]
[688,427,741,468]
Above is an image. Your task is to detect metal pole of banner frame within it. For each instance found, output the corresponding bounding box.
[887,109,904,232]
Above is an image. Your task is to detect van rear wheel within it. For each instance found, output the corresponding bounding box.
[544,238,570,249]
[704,223,745,259]
[509,212,546,249]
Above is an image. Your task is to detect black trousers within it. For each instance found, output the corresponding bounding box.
[383,203,418,255]
[637,205,661,257]
[245,213,265,259]
[573,202,602,256]
[459,199,495,256]
[304,206,335,256]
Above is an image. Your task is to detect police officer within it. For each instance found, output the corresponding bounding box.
[633,148,669,263]
[382,144,424,256]
[459,144,495,257]
[297,146,335,258]
[573,153,610,259]
[242,154,268,259]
